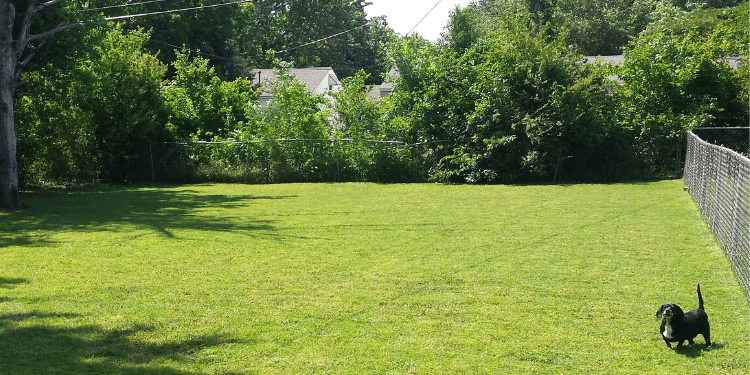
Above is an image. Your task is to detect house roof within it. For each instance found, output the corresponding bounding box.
[584,54,742,69]
[251,67,341,96]
[584,55,625,65]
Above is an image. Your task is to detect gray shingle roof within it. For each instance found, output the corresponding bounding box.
[251,67,341,95]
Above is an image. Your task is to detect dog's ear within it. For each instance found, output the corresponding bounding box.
[656,305,665,321]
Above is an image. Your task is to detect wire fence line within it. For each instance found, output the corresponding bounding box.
[691,127,750,157]
[145,138,448,184]
[684,130,750,298]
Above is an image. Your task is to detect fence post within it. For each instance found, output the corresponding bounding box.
[150,143,155,182]
[334,139,340,182]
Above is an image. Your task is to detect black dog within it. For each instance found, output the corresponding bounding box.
[655,284,711,349]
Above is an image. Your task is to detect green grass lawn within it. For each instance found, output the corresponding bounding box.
[1,180,748,374]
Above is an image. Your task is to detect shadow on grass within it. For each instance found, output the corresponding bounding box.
[0,278,243,374]
[674,342,722,358]
[0,277,28,303]
[0,277,28,287]
[0,310,241,375]
[1,186,291,247]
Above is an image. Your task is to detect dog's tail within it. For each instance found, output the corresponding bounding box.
[697,284,705,311]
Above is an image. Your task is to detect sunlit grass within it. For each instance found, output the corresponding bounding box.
[1,180,747,374]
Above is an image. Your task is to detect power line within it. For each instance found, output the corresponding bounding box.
[50,5,229,61]
[407,0,442,36]
[276,20,374,55]
[104,0,254,21]
[82,0,173,12]
[58,0,380,67]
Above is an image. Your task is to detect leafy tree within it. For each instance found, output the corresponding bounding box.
[614,3,749,175]
[389,5,620,183]
[73,27,168,183]
[258,64,331,140]
[245,62,333,181]
[332,70,382,140]
[667,0,746,8]
[332,70,384,180]
[552,0,659,55]
[447,25,615,182]
[16,59,99,187]
[94,0,257,79]
[1,0,87,210]
[86,0,392,81]
[443,5,484,52]
[163,51,258,141]
[230,0,392,83]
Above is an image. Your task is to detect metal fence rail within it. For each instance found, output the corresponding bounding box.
[144,138,448,184]
[692,127,750,157]
[684,131,750,298]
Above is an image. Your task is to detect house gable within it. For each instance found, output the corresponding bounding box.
[251,67,342,106]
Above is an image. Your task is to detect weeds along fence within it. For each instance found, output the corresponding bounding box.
[684,130,750,298]
[145,138,447,184]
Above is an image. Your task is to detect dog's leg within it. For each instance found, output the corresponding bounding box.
[676,340,685,348]
[704,333,711,347]
[687,338,695,346]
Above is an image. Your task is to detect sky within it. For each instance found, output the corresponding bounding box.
[365,0,474,42]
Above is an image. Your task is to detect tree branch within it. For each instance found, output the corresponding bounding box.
[12,0,84,85]
[15,21,83,83]
[26,21,84,43]
[34,0,67,13]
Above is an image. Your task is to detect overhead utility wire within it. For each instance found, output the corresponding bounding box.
[72,0,371,63]
[104,0,254,21]
[407,0,442,36]
[276,20,373,54]
[51,5,227,61]
[82,0,172,12]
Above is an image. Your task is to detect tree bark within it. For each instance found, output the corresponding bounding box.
[0,0,25,211]
[0,0,81,211]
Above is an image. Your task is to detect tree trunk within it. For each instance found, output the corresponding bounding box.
[0,1,25,211]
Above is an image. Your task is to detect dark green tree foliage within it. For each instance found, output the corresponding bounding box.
[12,2,90,188]
[91,0,255,78]
[333,70,382,140]
[79,0,391,81]
[444,5,483,52]
[614,4,749,175]
[17,27,168,185]
[236,0,392,84]
[163,51,258,141]
[16,69,99,186]
[668,0,746,8]
[452,28,614,182]
[552,0,659,55]
[242,63,334,182]
[96,0,393,82]
[390,9,617,183]
[74,28,168,183]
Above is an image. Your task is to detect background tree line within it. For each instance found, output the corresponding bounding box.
[14,0,748,187]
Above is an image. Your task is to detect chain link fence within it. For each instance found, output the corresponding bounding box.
[684,130,750,298]
[145,139,446,184]
[691,127,750,157]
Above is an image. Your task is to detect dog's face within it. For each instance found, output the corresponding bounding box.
[656,303,684,321]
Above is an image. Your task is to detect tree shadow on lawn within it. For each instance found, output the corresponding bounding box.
[0,310,242,375]
[0,277,244,374]
[1,186,292,247]
[0,277,29,303]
